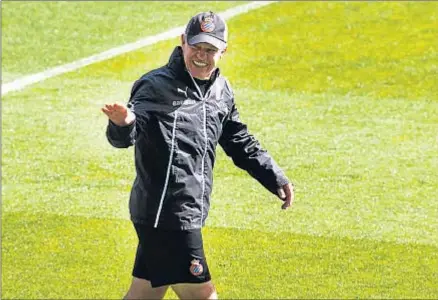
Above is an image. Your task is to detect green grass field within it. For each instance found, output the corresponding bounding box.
[2,1,438,299]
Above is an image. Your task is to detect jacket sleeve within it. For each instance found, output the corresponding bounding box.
[106,119,136,148]
[105,79,152,148]
[218,102,290,195]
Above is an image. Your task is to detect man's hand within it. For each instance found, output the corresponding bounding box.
[101,103,136,126]
[277,183,294,210]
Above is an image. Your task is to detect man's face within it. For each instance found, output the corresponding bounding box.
[181,35,226,80]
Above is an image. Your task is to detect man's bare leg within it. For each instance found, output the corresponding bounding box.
[171,281,217,299]
[124,277,169,300]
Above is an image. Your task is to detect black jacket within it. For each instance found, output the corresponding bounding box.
[106,46,289,229]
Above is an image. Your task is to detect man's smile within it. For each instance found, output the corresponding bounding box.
[193,60,208,67]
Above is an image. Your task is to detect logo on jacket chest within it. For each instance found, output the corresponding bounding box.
[177,87,188,97]
[173,99,197,106]
[173,86,197,106]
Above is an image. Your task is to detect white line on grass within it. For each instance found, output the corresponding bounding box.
[1,1,276,96]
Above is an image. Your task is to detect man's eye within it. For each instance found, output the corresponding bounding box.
[207,49,217,54]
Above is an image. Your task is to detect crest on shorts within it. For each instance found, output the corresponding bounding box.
[200,16,215,33]
[189,259,204,276]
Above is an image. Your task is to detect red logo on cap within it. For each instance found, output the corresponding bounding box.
[200,16,215,33]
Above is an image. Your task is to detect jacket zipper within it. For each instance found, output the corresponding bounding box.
[189,74,212,227]
[154,110,179,228]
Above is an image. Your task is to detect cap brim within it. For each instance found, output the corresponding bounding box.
[188,34,227,50]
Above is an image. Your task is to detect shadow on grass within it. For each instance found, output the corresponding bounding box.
[2,212,437,299]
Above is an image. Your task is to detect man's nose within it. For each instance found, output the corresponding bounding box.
[196,49,207,59]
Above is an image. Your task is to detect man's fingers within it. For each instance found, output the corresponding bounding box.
[103,103,125,111]
[277,188,286,199]
[102,107,118,116]
[279,183,294,210]
[102,103,125,116]
[103,104,116,114]
[281,195,291,209]
[101,107,112,116]
[278,187,290,210]
[102,103,134,126]
[281,200,290,210]
[113,103,127,112]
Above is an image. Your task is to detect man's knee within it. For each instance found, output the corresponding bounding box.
[124,277,168,300]
[200,282,217,299]
[172,281,217,299]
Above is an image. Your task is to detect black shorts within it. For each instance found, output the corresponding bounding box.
[132,223,211,288]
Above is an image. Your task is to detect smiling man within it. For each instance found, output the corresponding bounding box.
[102,11,294,300]
[182,13,226,80]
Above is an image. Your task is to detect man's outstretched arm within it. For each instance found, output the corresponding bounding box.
[102,78,154,148]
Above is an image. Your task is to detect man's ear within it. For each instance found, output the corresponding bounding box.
[220,47,227,58]
[181,34,186,46]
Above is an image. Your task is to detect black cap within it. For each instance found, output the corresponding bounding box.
[185,11,228,50]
